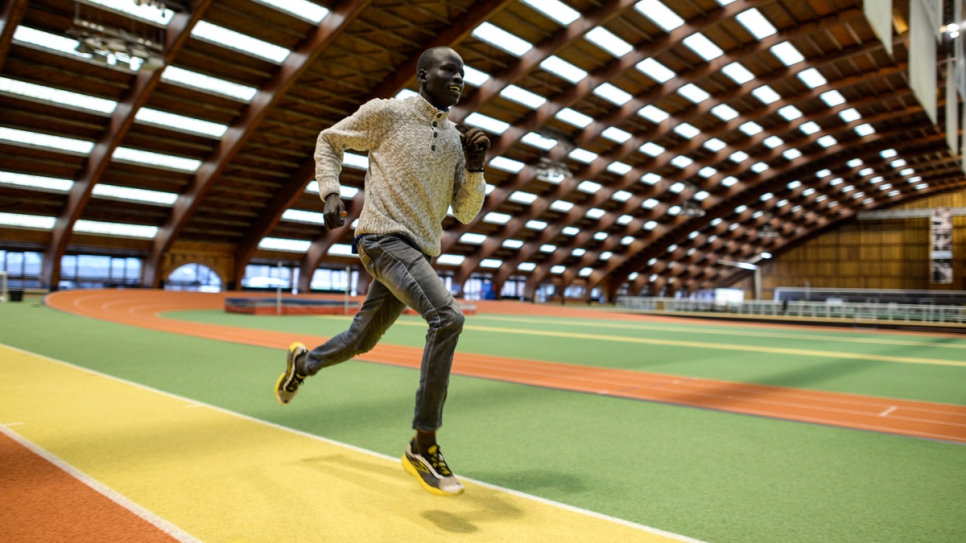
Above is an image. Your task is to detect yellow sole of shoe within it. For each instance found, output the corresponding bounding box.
[401,454,464,497]
[274,343,306,406]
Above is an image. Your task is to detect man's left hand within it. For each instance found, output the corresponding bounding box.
[457,125,489,172]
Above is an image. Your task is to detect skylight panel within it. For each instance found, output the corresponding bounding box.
[669,181,686,193]
[0,212,55,230]
[820,90,846,107]
[113,147,201,172]
[817,135,837,148]
[460,232,488,244]
[342,152,369,170]
[551,265,566,274]
[472,22,533,56]
[799,121,820,135]
[638,105,669,123]
[751,162,768,173]
[577,181,602,193]
[437,254,465,266]
[839,108,861,123]
[694,190,710,200]
[752,85,780,104]
[254,0,330,23]
[641,173,661,185]
[522,132,557,150]
[763,136,783,148]
[670,155,693,168]
[462,66,490,88]
[602,127,632,143]
[778,105,803,120]
[678,83,710,103]
[464,113,510,134]
[880,149,898,158]
[522,0,581,26]
[711,104,739,121]
[92,184,177,205]
[586,208,606,219]
[540,56,587,83]
[0,171,72,192]
[509,191,538,204]
[674,123,700,139]
[14,26,89,60]
[161,66,257,101]
[395,89,418,100]
[518,262,537,271]
[613,190,632,201]
[500,85,547,109]
[556,108,594,128]
[720,65,755,90]
[551,200,575,212]
[480,259,503,268]
[770,42,804,66]
[594,83,633,105]
[636,58,675,83]
[484,212,512,224]
[797,68,827,89]
[698,166,717,177]
[608,162,633,175]
[667,205,681,215]
[540,244,557,252]
[783,149,802,160]
[888,190,900,197]
[829,177,843,186]
[735,8,777,39]
[0,77,117,113]
[191,22,289,63]
[621,236,635,245]
[854,124,875,136]
[281,209,326,224]
[572,248,587,256]
[488,156,525,173]
[859,167,873,176]
[704,138,726,152]
[340,186,360,199]
[88,0,174,25]
[586,27,633,57]
[600,251,614,260]
[0,127,93,155]
[563,226,580,235]
[526,220,548,230]
[640,142,665,156]
[503,239,524,248]
[569,148,598,163]
[847,159,863,167]
[730,151,749,163]
[644,220,658,230]
[635,0,685,32]
[74,219,158,239]
[739,121,763,136]
[136,108,228,137]
[683,33,724,61]
[642,198,659,209]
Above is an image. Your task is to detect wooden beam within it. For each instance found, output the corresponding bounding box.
[39,0,214,289]
[0,0,28,73]
[143,0,372,288]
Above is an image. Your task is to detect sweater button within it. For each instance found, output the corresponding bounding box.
[433,132,437,137]
[431,145,436,150]
[433,122,437,127]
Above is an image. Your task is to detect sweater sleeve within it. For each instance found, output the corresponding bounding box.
[314,99,388,199]
[451,155,486,224]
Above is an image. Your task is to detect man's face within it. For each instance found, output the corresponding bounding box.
[419,49,465,110]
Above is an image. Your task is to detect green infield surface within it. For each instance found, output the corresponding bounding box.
[1,300,965,543]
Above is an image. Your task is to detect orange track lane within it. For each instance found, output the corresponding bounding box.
[45,289,966,444]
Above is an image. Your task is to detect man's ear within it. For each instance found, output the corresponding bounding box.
[417,69,427,85]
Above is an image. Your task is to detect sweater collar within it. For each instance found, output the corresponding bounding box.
[410,94,450,122]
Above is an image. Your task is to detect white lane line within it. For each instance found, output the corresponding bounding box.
[1,342,707,543]
[2,422,24,426]
[879,406,898,417]
[0,423,203,543]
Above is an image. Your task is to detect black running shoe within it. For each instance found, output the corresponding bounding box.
[275,342,307,405]
[401,439,465,496]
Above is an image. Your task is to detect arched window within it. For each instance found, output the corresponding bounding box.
[166,263,222,292]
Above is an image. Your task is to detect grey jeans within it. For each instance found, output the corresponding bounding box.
[303,234,465,432]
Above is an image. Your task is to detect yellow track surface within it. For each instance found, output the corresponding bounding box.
[0,344,698,543]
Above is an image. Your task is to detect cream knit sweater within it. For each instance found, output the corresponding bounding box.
[314,94,486,257]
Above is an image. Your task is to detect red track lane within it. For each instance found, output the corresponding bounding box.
[44,289,966,444]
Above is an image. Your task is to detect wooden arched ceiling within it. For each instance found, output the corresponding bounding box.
[0,0,961,297]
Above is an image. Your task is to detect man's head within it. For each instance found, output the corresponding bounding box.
[417,47,464,110]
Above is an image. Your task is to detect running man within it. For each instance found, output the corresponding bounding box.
[274,47,489,497]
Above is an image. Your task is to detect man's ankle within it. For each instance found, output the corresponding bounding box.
[414,430,436,454]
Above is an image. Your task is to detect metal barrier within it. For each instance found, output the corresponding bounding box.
[615,297,966,325]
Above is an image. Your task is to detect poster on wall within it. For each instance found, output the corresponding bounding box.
[931,207,953,284]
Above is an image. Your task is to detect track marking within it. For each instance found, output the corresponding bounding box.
[880,406,898,417]
[0,424,203,543]
[2,422,23,426]
[0,342,704,543]
[373,319,966,368]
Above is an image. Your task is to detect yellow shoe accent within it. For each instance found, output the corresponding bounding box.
[401,454,464,497]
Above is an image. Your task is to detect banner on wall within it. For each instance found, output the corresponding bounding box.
[864,0,894,56]
[931,207,954,284]
[910,0,939,124]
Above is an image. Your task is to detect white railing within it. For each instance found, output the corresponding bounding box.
[0,271,6,303]
[616,296,966,325]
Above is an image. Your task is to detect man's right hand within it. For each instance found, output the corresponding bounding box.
[323,192,347,230]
